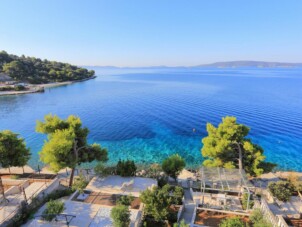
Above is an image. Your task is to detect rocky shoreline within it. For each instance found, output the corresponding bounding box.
[0,76,96,96]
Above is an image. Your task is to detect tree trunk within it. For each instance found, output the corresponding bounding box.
[236,142,243,171]
[0,176,7,202]
[22,166,25,174]
[69,168,75,188]
[8,166,11,175]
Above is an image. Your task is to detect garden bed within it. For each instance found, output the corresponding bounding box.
[195,209,249,227]
[82,192,141,209]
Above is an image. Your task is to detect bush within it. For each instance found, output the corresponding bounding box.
[268,181,294,202]
[173,219,189,227]
[219,217,245,227]
[94,162,112,177]
[110,205,130,227]
[241,193,254,210]
[72,174,88,194]
[14,85,26,91]
[116,160,137,177]
[162,154,185,181]
[250,209,272,227]
[158,176,168,188]
[42,200,65,222]
[8,188,73,226]
[288,173,302,192]
[117,195,134,206]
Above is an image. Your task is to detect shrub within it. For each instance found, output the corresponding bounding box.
[94,162,113,177]
[287,173,302,192]
[110,204,130,227]
[72,174,88,194]
[162,154,185,181]
[14,85,26,91]
[250,209,272,227]
[268,181,294,202]
[173,219,189,227]
[117,195,134,206]
[241,193,254,210]
[116,160,137,177]
[158,176,168,188]
[219,217,245,227]
[42,200,65,222]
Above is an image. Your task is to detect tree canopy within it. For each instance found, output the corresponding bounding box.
[36,114,108,186]
[162,154,186,181]
[0,50,95,84]
[201,116,274,176]
[0,130,31,172]
[140,185,184,222]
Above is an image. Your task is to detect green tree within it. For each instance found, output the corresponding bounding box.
[3,60,26,81]
[162,154,185,181]
[110,204,131,227]
[36,114,108,187]
[42,200,65,222]
[0,130,31,174]
[140,184,183,222]
[116,160,137,177]
[201,116,274,176]
[219,217,245,227]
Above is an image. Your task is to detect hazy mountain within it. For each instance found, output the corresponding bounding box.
[196,61,302,68]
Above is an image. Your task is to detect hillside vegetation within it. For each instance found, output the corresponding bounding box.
[0,51,95,84]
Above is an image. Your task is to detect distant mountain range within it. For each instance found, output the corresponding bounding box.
[88,61,302,69]
[198,61,302,68]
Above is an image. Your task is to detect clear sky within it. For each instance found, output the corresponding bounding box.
[0,0,301,67]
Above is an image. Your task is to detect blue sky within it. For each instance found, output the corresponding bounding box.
[0,0,301,66]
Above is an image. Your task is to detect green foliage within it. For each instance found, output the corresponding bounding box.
[117,195,134,206]
[173,219,189,227]
[0,130,31,169]
[94,162,113,177]
[162,154,186,180]
[42,200,65,222]
[219,217,245,227]
[0,51,95,84]
[268,181,294,202]
[72,174,88,194]
[8,188,73,226]
[158,176,168,188]
[116,160,137,177]
[201,116,274,176]
[0,85,26,91]
[140,185,184,222]
[241,193,254,210]
[110,205,131,227]
[287,173,302,192]
[250,209,272,227]
[36,114,108,172]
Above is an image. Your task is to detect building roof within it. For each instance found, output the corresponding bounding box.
[0,73,13,82]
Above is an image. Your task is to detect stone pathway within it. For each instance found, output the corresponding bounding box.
[181,189,196,225]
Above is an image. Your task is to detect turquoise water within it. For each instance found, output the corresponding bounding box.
[0,68,301,171]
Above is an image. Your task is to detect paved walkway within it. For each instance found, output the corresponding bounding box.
[181,189,196,225]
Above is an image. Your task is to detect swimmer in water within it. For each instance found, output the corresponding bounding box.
[193,128,196,133]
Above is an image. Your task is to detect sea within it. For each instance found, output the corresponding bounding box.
[0,67,301,171]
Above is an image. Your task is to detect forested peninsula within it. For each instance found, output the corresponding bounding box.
[0,51,95,84]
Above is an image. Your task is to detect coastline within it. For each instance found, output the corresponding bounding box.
[0,76,96,96]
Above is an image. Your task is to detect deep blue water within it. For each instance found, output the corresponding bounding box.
[0,68,301,171]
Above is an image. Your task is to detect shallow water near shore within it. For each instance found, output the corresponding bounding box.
[0,68,301,171]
